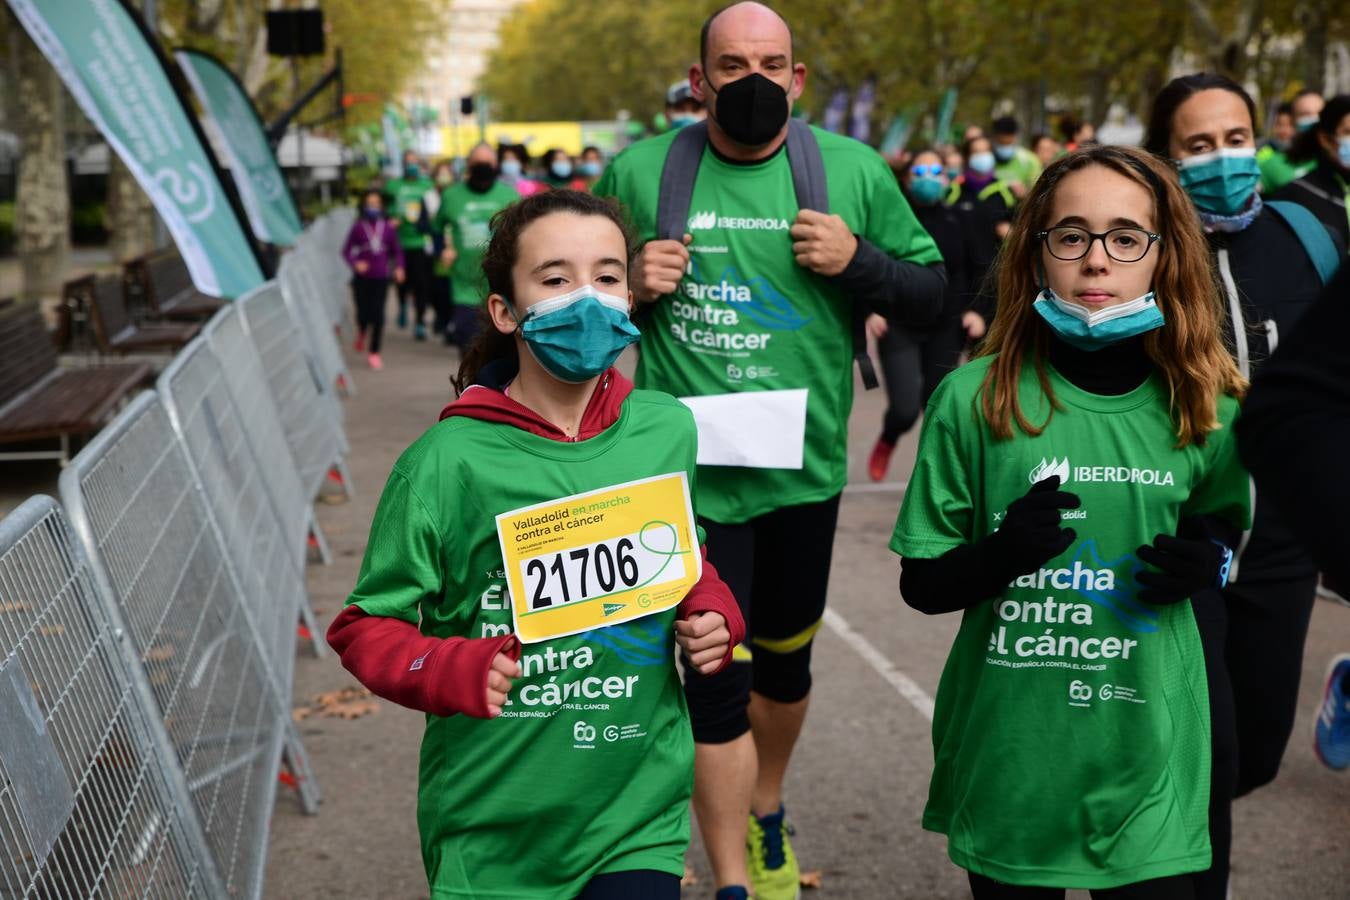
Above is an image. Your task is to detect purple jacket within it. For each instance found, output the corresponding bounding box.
[342,217,405,280]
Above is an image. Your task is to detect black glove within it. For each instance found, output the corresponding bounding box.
[986,475,1082,578]
[1136,534,1228,606]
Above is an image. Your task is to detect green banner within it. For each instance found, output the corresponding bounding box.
[7,0,264,298]
[176,48,302,247]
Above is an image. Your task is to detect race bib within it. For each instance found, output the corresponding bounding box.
[496,473,702,643]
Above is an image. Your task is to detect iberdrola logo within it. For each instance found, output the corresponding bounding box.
[1029,457,1070,484]
[688,210,717,230]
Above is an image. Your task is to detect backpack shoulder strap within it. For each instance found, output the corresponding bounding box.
[785,119,829,213]
[655,121,710,240]
[1266,200,1341,286]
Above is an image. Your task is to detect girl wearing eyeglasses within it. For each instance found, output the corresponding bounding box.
[891,144,1250,898]
[867,149,989,481]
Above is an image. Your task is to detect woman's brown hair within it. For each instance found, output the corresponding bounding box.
[977,144,1246,448]
[452,189,638,394]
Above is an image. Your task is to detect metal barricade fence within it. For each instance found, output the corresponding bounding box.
[58,392,295,898]
[154,321,311,665]
[278,254,354,402]
[0,495,225,899]
[238,283,353,511]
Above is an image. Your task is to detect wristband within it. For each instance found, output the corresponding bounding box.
[1211,540,1234,589]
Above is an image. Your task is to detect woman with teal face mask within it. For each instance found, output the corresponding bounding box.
[329,188,745,900]
[865,149,989,481]
[498,143,544,198]
[1274,93,1350,254]
[1144,72,1348,900]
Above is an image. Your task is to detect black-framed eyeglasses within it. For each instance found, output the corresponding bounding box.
[1035,226,1162,263]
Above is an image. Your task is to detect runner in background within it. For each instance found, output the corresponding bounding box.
[1059,114,1096,151]
[1256,102,1308,193]
[595,5,945,898]
[1294,88,1326,132]
[949,134,1015,315]
[543,148,589,191]
[895,144,1249,899]
[384,149,436,338]
[342,189,405,371]
[868,149,988,482]
[432,142,520,352]
[1031,133,1062,168]
[428,160,458,342]
[1275,94,1350,252]
[578,146,606,190]
[666,78,707,129]
[500,143,546,197]
[329,189,744,900]
[1144,72,1346,900]
[991,115,1042,199]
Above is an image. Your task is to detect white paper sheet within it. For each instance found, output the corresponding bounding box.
[678,389,809,469]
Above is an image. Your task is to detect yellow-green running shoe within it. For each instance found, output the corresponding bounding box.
[747,805,800,900]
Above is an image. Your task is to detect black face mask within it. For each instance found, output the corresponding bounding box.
[707,72,789,148]
[466,162,496,192]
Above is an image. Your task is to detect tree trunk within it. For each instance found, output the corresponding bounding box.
[106,156,155,263]
[1298,0,1329,95]
[14,13,69,303]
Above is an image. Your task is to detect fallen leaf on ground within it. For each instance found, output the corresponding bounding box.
[800,870,823,889]
[293,686,379,721]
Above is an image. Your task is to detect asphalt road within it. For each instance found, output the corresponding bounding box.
[263,319,1350,900]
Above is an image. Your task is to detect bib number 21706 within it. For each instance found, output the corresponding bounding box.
[496,473,702,643]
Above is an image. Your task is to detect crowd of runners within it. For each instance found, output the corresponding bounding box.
[333,3,1350,898]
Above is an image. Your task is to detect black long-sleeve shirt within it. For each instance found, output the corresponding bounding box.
[1236,265,1350,583]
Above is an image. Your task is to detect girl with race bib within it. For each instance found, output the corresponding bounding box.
[892,145,1250,898]
[329,189,744,900]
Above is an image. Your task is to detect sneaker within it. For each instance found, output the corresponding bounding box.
[397,305,407,329]
[747,806,800,900]
[367,353,383,371]
[414,323,427,341]
[868,437,896,482]
[715,888,751,900]
[1314,653,1350,770]
[353,332,365,353]
[1317,575,1349,608]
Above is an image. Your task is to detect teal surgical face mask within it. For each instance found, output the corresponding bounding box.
[1176,147,1260,216]
[1033,287,1165,351]
[969,151,996,174]
[500,159,523,179]
[909,176,946,205]
[514,286,640,383]
[1338,136,1350,169]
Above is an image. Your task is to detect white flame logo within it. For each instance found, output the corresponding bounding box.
[687,210,717,230]
[1029,456,1070,484]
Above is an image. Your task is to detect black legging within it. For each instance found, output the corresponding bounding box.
[396,247,432,325]
[352,276,388,354]
[969,871,1195,899]
[573,870,679,899]
[877,321,964,444]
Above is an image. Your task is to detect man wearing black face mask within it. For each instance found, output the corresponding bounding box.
[595,4,946,899]
[432,143,520,350]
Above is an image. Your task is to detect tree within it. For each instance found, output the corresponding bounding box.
[10,7,69,303]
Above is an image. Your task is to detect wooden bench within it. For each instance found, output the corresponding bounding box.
[126,250,226,321]
[74,273,200,355]
[0,301,153,463]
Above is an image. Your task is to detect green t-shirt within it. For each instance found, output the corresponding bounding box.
[1256,144,1314,194]
[994,146,1042,193]
[890,355,1250,889]
[385,175,436,249]
[348,391,702,898]
[432,180,519,306]
[594,127,942,523]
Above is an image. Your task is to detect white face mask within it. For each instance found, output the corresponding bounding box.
[520,284,629,321]
[1043,287,1158,327]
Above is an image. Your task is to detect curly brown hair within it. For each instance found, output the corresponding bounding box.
[976,144,1246,448]
[452,190,638,394]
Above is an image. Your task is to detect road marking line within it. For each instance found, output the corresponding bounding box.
[822,607,934,721]
[842,480,909,495]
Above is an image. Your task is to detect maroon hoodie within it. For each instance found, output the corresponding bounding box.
[328,367,744,720]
